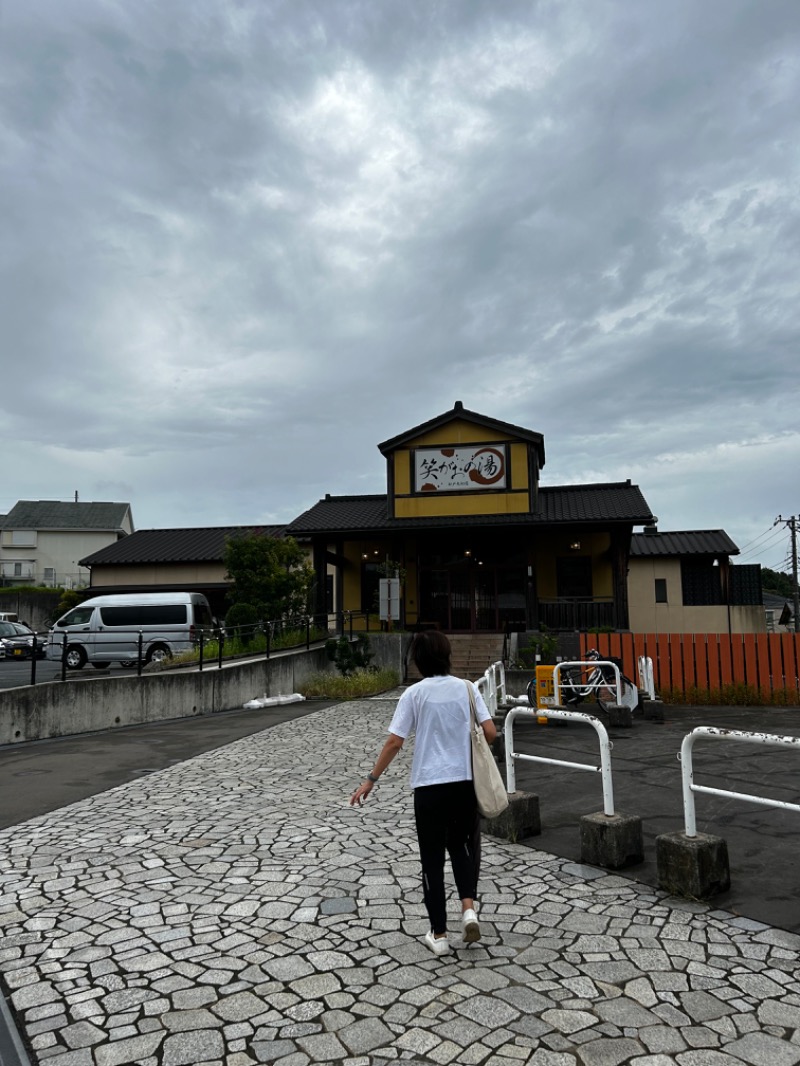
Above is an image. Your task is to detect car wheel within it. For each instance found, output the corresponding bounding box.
[92,663,111,670]
[65,646,87,670]
[120,660,137,669]
[145,644,171,665]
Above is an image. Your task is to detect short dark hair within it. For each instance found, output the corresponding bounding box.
[411,630,451,677]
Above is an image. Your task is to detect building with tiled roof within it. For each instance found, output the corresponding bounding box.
[0,500,133,590]
[628,527,763,633]
[80,526,285,617]
[285,402,765,634]
[286,400,662,631]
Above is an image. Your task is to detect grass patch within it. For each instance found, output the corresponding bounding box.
[298,668,400,700]
[148,627,329,669]
[661,684,800,707]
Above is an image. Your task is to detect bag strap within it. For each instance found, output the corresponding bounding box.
[464,679,478,729]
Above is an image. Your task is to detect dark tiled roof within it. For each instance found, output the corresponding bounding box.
[285,482,653,535]
[2,500,132,531]
[538,483,652,523]
[80,526,285,567]
[630,530,739,557]
[377,400,546,467]
[762,592,789,611]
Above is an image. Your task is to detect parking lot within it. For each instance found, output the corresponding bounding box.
[510,700,800,934]
[0,656,135,689]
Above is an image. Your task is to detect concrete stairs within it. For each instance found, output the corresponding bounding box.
[406,633,505,682]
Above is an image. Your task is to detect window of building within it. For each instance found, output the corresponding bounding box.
[655,578,668,603]
[43,567,56,586]
[10,530,37,547]
[556,557,592,599]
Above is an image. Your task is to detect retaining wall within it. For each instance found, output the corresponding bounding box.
[0,647,332,746]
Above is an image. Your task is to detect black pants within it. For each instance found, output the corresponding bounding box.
[414,780,480,935]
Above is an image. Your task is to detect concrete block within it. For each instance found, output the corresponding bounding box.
[656,831,730,900]
[482,791,540,843]
[607,703,632,728]
[580,811,644,869]
[643,699,665,722]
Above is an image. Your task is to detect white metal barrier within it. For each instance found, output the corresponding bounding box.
[638,655,655,699]
[504,706,617,815]
[476,660,507,716]
[679,727,800,837]
[554,660,624,706]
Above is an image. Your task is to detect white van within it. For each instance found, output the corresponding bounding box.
[47,592,214,670]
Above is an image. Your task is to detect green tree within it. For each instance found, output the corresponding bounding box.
[224,533,313,621]
[762,568,795,598]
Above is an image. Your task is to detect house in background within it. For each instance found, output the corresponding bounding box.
[0,501,133,590]
[627,527,764,633]
[79,526,285,619]
[763,592,795,633]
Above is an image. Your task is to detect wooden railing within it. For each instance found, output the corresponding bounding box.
[580,631,800,701]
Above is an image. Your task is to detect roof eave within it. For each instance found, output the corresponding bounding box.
[377,401,546,466]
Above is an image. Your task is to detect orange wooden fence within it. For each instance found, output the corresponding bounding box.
[578,632,800,700]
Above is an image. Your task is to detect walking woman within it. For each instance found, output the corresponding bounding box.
[350,631,497,956]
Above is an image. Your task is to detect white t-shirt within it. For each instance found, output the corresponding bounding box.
[388,675,492,790]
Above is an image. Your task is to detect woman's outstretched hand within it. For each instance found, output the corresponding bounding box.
[350,780,374,807]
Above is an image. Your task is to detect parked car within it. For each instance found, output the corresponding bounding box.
[47,591,215,669]
[0,621,48,661]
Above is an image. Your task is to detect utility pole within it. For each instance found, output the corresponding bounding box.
[774,515,800,632]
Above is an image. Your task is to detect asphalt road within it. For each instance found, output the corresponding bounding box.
[0,657,137,689]
[511,701,800,935]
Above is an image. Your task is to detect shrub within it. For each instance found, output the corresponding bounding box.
[516,626,559,668]
[660,684,798,707]
[224,603,260,646]
[326,634,374,676]
[299,668,399,700]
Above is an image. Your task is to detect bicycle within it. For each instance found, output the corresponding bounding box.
[527,648,641,715]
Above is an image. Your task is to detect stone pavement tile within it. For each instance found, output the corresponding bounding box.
[1,697,800,1064]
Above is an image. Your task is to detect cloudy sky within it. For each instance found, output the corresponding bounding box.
[2,0,798,572]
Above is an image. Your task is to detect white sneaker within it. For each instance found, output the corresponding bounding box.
[462,909,481,943]
[424,931,451,956]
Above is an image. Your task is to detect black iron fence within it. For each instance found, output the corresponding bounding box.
[3,611,402,688]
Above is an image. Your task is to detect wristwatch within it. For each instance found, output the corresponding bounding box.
[366,773,379,783]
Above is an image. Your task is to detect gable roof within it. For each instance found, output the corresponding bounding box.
[286,482,653,535]
[1,500,132,532]
[630,529,739,557]
[80,526,285,567]
[378,400,546,467]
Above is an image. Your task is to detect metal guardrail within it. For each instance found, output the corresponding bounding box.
[678,726,800,837]
[481,660,617,816]
[504,705,616,815]
[553,659,624,706]
[476,661,506,714]
[638,655,656,700]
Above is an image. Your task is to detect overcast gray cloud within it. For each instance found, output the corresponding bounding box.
[2,0,798,571]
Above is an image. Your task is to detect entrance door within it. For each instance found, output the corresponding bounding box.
[419,565,526,631]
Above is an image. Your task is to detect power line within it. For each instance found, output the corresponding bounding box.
[737,524,782,553]
[738,527,787,562]
[774,515,799,632]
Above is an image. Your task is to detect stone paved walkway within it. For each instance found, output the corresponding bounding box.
[1,693,799,1066]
